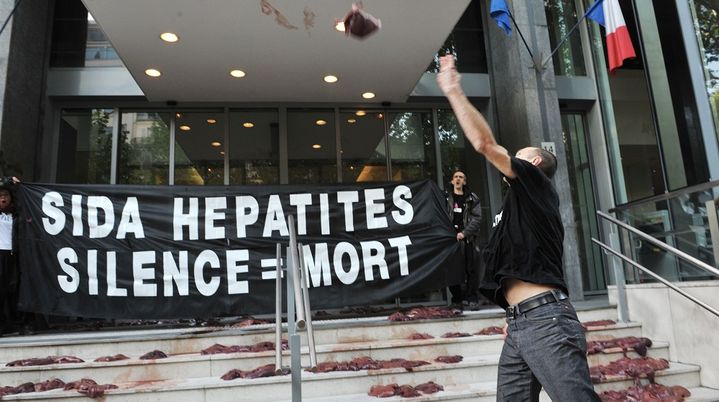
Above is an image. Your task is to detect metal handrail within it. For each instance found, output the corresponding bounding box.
[274,243,283,374]
[592,238,719,319]
[597,210,719,277]
[609,179,719,213]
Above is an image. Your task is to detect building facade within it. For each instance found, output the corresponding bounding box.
[0,0,717,302]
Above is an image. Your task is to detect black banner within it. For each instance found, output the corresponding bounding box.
[15,180,462,319]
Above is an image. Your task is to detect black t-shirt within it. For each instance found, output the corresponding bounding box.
[451,192,468,230]
[480,157,567,308]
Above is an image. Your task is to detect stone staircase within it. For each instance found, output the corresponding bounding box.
[0,304,718,401]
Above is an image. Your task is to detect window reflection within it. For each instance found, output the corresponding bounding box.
[387,112,436,181]
[57,109,114,184]
[544,0,586,76]
[427,0,488,73]
[117,112,170,185]
[174,112,224,186]
[288,110,337,184]
[85,12,121,66]
[437,109,465,182]
[340,111,387,182]
[692,0,719,140]
[229,110,280,185]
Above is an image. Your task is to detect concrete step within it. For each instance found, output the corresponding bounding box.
[0,324,650,386]
[295,386,719,402]
[586,340,669,366]
[583,321,643,340]
[0,308,621,364]
[0,335,497,385]
[0,355,501,401]
[2,366,712,402]
[592,361,702,393]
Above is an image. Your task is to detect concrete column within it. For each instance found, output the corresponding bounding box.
[485,0,584,299]
[0,0,54,180]
[0,0,15,154]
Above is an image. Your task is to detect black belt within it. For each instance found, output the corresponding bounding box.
[505,289,568,319]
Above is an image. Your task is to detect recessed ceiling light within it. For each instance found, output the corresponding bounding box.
[220,151,225,155]
[324,75,338,83]
[160,32,179,43]
[335,21,345,32]
[378,113,384,119]
[347,118,356,124]
[179,125,191,131]
[312,144,322,149]
[230,70,246,78]
[355,110,366,116]
[316,119,327,126]
[243,122,254,128]
[145,68,161,77]
[207,119,217,124]
[362,92,375,99]
[211,141,222,148]
[176,112,182,119]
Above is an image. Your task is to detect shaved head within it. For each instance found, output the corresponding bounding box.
[516,147,557,178]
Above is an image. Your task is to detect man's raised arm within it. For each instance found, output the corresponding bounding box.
[436,55,515,179]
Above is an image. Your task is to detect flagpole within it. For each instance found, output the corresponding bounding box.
[507,12,537,67]
[540,2,599,69]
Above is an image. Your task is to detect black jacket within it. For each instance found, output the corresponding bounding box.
[446,188,482,242]
[0,176,19,253]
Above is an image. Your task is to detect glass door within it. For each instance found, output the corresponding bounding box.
[561,112,606,292]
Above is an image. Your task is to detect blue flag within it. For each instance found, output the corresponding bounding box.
[490,0,512,36]
[585,0,605,26]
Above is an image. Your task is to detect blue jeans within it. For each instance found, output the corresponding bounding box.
[497,300,601,402]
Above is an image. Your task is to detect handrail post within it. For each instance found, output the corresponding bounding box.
[274,243,283,374]
[287,215,306,330]
[286,243,301,402]
[609,229,629,323]
[297,244,317,370]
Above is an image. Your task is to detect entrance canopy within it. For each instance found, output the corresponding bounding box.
[82,0,470,103]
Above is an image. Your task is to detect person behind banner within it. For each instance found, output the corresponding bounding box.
[445,170,483,310]
[0,176,20,335]
[436,55,600,402]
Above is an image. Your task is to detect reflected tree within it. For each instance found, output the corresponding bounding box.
[90,109,113,183]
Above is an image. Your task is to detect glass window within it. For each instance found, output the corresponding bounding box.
[387,111,436,182]
[56,109,114,184]
[610,75,666,202]
[437,109,466,182]
[85,13,122,67]
[50,0,88,67]
[340,110,387,182]
[427,0,488,73]
[117,112,171,185]
[691,0,719,141]
[229,110,280,185]
[437,108,492,243]
[287,109,337,184]
[545,0,587,76]
[174,112,225,186]
[50,0,121,67]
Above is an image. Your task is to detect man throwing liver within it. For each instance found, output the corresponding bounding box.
[436,55,599,402]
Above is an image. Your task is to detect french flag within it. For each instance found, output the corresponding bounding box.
[587,0,636,73]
